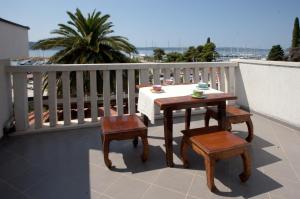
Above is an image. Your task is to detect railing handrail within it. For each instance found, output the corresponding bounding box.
[7,61,238,73]
[231,59,300,69]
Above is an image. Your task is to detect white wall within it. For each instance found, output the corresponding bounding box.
[0,21,29,59]
[234,59,300,129]
[0,20,28,138]
[0,59,13,138]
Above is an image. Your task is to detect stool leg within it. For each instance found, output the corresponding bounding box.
[239,149,251,182]
[180,136,189,168]
[142,114,149,127]
[133,137,138,148]
[100,134,104,144]
[205,111,211,127]
[103,136,112,169]
[225,120,232,131]
[245,119,254,142]
[204,156,217,191]
[140,134,149,162]
[185,108,191,130]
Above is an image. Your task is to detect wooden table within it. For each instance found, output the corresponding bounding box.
[153,93,237,167]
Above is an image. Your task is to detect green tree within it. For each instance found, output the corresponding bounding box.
[182,38,219,62]
[153,48,165,61]
[289,47,300,61]
[292,17,300,48]
[289,17,300,61]
[267,45,285,61]
[195,45,204,61]
[166,52,184,62]
[206,37,211,44]
[32,9,137,96]
[183,46,197,62]
[200,41,218,62]
[32,9,137,63]
[196,45,203,52]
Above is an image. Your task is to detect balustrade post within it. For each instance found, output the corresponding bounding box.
[33,72,43,129]
[103,70,111,116]
[13,72,28,131]
[116,69,124,115]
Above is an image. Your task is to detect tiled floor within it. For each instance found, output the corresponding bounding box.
[0,113,300,199]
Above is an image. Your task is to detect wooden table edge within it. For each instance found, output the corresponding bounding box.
[154,94,237,110]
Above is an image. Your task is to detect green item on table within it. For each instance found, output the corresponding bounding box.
[198,82,208,89]
[193,89,203,97]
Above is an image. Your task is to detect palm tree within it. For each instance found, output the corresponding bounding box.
[32,8,137,63]
[32,9,137,97]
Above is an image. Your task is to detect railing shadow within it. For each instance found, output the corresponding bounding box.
[0,129,100,199]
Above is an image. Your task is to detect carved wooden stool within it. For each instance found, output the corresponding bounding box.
[100,115,149,169]
[205,106,254,142]
[180,126,251,191]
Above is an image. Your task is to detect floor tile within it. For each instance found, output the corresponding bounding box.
[87,164,120,193]
[24,175,91,199]
[6,166,48,192]
[153,168,194,194]
[268,175,300,199]
[104,175,150,199]
[186,196,199,199]
[0,149,18,167]
[0,180,29,199]
[188,175,225,199]
[0,156,32,181]
[142,185,185,199]
[89,149,105,167]
[123,165,162,184]
[262,159,299,182]
[90,191,110,199]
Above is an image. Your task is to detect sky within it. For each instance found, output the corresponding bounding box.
[1,0,300,49]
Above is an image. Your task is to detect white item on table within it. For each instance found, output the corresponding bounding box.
[137,84,222,123]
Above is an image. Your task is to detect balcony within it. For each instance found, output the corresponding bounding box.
[0,59,300,199]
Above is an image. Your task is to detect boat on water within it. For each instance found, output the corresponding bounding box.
[19,59,33,65]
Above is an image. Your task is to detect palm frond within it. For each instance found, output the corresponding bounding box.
[33,8,136,64]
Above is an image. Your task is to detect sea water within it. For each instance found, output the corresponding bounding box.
[29,47,269,59]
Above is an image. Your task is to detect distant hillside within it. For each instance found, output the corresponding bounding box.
[29,42,62,50]
[29,42,35,49]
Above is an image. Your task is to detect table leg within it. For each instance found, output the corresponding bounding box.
[245,118,254,142]
[217,101,226,130]
[163,109,174,167]
[141,113,149,127]
[185,108,191,130]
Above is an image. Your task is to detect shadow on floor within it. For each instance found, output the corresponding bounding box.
[109,141,166,173]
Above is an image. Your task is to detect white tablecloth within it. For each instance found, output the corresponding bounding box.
[137,84,222,123]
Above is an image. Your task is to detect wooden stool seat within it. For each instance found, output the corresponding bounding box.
[206,106,251,119]
[190,130,247,155]
[102,115,147,135]
[205,106,254,142]
[180,126,251,191]
[101,115,149,168]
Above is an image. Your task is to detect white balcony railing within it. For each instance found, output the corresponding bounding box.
[6,62,238,133]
